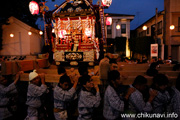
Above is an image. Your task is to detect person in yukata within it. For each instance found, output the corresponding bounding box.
[151,74,171,114]
[103,70,135,120]
[166,74,180,120]
[0,72,22,120]
[128,75,157,114]
[25,70,48,120]
[53,74,78,120]
[78,75,101,120]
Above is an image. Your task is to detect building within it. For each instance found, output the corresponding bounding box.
[136,0,180,62]
[0,16,43,56]
[105,13,135,57]
[164,0,180,62]
[135,10,164,59]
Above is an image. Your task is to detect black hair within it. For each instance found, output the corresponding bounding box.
[153,73,169,86]
[150,62,158,69]
[59,74,71,85]
[108,70,120,82]
[132,75,147,86]
[79,75,91,86]
[104,55,110,60]
[57,66,66,75]
[78,64,88,76]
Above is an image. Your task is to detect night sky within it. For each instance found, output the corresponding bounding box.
[36,0,164,30]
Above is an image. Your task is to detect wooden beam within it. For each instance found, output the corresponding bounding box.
[19,74,176,86]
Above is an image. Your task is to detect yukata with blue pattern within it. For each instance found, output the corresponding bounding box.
[26,83,48,120]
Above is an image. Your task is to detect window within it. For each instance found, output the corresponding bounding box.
[147,27,149,34]
[107,25,112,34]
[121,24,126,34]
[178,17,180,32]
[157,21,162,35]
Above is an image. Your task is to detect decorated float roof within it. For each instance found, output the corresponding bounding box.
[52,0,95,18]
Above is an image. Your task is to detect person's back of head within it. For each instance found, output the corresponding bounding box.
[132,75,147,92]
[57,66,66,75]
[104,55,110,60]
[133,75,147,86]
[78,64,88,76]
[108,70,120,82]
[79,74,91,86]
[150,62,158,69]
[152,74,169,91]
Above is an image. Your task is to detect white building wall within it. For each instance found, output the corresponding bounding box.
[0,17,42,56]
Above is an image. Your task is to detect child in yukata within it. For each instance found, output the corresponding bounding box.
[53,74,78,120]
[78,75,101,120]
[25,70,48,120]
[0,72,23,120]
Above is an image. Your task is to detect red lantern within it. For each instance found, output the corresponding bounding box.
[29,1,39,15]
[106,17,112,25]
[102,0,112,7]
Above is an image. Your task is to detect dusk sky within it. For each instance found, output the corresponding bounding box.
[36,0,164,30]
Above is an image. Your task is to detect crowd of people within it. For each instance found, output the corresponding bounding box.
[0,56,180,120]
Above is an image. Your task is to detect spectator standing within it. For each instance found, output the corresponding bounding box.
[99,56,110,92]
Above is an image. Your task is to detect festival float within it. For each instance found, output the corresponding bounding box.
[51,0,101,66]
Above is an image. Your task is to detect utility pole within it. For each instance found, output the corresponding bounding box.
[155,8,158,43]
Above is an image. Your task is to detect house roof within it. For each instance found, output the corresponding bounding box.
[135,10,165,30]
[105,13,135,17]
[104,13,135,21]
[3,16,40,33]
[52,0,95,18]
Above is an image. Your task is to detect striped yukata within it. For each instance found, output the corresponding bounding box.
[26,84,48,120]
[167,87,180,120]
[152,90,170,114]
[53,85,77,120]
[128,89,153,114]
[0,83,17,120]
[103,85,124,120]
[78,88,101,120]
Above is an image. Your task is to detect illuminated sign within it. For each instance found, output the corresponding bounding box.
[29,1,39,15]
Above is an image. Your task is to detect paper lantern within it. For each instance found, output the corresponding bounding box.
[29,1,39,15]
[85,28,91,37]
[106,17,112,25]
[58,30,67,38]
[102,0,112,7]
